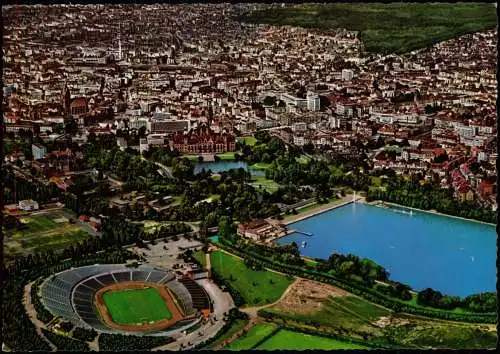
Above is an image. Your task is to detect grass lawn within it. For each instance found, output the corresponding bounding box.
[386,321,497,349]
[184,152,237,161]
[218,152,236,161]
[385,145,403,154]
[330,165,344,177]
[256,329,368,350]
[193,250,207,269]
[303,258,319,269]
[102,287,172,325]
[241,3,497,54]
[210,251,294,306]
[267,295,390,337]
[248,176,280,193]
[371,176,382,187]
[183,155,200,162]
[295,155,310,165]
[4,243,23,258]
[208,194,221,202]
[328,296,390,320]
[266,294,496,349]
[251,162,272,170]
[18,215,62,235]
[20,230,90,252]
[237,136,257,146]
[227,323,277,350]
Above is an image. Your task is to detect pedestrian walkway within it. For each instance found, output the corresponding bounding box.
[24,281,57,351]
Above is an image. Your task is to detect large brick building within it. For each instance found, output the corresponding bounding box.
[170,124,236,154]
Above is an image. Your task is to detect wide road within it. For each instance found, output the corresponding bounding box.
[153,278,234,351]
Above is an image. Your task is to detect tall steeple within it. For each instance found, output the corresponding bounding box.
[117,24,123,61]
[61,82,71,116]
[118,34,122,61]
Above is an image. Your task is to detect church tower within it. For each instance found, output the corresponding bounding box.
[61,83,71,116]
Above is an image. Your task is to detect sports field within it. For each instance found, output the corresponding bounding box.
[256,329,368,350]
[102,287,172,325]
[4,211,92,258]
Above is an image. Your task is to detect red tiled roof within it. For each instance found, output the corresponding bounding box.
[172,124,235,145]
[70,97,87,107]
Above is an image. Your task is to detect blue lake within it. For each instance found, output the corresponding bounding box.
[275,203,496,297]
[194,161,265,176]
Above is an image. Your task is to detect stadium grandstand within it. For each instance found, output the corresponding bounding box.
[40,264,204,335]
[179,278,212,315]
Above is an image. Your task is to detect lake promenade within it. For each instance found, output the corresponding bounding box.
[283,194,363,226]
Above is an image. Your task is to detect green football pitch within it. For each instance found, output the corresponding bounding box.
[102,287,172,325]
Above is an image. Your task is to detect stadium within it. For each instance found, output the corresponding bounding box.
[40,264,212,336]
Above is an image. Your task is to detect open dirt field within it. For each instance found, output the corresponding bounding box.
[272,278,348,315]
[95,281,184,333]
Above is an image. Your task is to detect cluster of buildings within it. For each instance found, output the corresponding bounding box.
[237,219,288,242]
[2,4,497,210]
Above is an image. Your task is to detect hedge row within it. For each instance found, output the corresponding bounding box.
[72,327,98,342]
[41,329,90,351]
[98,333,174,351]
[30,278,54,324]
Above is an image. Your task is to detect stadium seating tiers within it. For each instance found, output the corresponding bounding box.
[40,264,201,334]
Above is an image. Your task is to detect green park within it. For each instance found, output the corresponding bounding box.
[209,250,294,306]
[256,329,368,350]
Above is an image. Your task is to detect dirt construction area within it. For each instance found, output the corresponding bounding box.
[272,278,348,315]
[95,281,185,333]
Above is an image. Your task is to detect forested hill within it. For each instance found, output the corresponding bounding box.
[238,3,498,54]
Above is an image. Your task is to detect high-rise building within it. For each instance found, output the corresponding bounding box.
[147,120,190,134]
[341,69,354,81]
[307,92,321,111]
[32,144,47,160]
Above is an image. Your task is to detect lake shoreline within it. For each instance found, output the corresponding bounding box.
[369,200,496,227]
[193,160,265,177]
[272,199,495,296]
